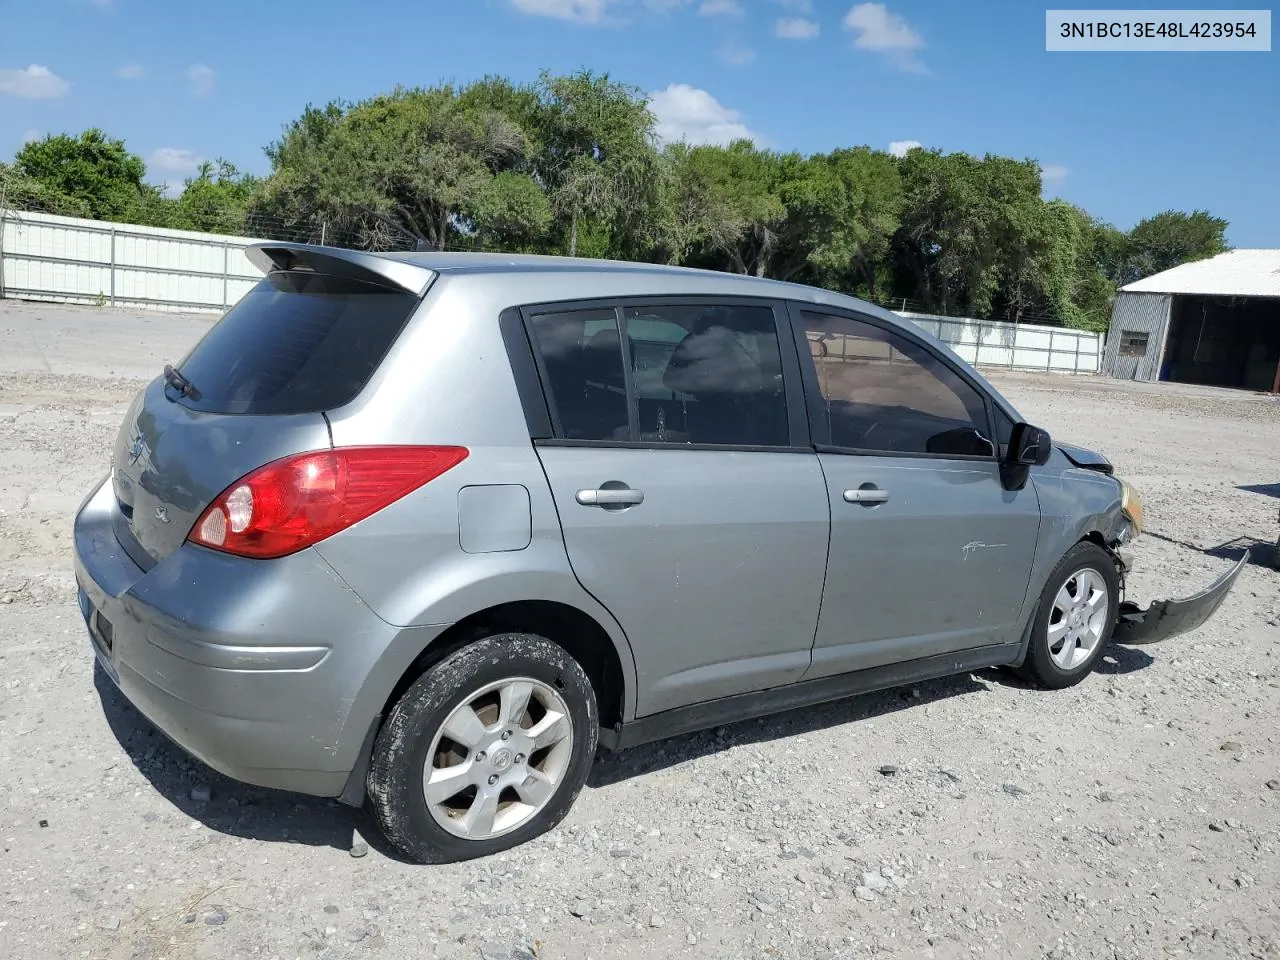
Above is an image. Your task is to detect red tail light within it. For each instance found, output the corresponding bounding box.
[188,445,469,559]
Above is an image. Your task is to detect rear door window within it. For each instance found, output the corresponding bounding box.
[524,299,793,448]
[526,307,630,442]
[173,271,421,415]
[623,304,789,446]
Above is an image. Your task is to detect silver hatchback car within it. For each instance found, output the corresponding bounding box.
[73,244,1246,863]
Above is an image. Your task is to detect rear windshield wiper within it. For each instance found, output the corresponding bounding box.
[162,364,201,400]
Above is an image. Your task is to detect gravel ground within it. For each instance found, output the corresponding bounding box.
[2,302,1279,960]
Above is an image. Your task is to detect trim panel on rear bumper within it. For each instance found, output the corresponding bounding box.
[1113,551,1248,646]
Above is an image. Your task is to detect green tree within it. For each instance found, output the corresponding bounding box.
[1123,209,1229,283]
[15,129,152,221]
[0,161,91,216]
[891,150,1045,317]
[681,140,786,277]
[173,160,261,234]
[5,71,1219,334]
[650,142,720,266]
[797,147,902,297]
[459,75,546,162]
[469,170,552,251]
[534,70,659,257]
[257,85,532,250]
[1061,207,1122,332]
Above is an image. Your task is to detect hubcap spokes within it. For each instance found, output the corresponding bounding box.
[424,677,573,840]
[1048,568,1108,670]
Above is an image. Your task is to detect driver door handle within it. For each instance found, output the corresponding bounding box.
[576,488,644,507]
[844,487,889,504]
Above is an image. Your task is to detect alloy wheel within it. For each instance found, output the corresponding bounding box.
[1047,567,1109,670]
[422,677,575,840]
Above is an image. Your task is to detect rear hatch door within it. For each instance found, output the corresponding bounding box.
[112,250,434,567]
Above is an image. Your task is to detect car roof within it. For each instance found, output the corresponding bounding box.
[247,241,882,315]
[379,249,838,298]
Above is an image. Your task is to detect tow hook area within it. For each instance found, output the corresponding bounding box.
[1112,551,1250,646]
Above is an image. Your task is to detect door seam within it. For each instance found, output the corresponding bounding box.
[798,452,835,683]
[529,444,641,720]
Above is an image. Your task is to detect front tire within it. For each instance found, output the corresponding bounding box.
[367,633,598,864]
[1019,541,1119,690]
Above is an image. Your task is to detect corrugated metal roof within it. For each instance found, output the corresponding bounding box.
[1122,249,1280,297]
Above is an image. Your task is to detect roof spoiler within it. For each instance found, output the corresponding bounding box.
[245,243,436,297]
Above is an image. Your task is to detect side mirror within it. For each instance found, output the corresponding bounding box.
[1008,422,1052,466]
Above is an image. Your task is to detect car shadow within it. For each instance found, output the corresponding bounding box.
[97,646,1158,847]
[1093,643,1155,675]
[588,670,990,789]
[1143,531,1274,569]
[590,640,1166,789]
[1204,538,1276,568]
[93,663,409,861]
[1237,482,1280,499]
[982,642,1155,686]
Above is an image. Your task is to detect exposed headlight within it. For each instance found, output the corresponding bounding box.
[1120,480,1143,535]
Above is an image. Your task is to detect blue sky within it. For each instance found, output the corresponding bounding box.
[2,0,1276,246]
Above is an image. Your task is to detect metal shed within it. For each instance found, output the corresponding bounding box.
[1102,249,1280,391]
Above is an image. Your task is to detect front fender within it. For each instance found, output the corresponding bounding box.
[1023,459,1125,608]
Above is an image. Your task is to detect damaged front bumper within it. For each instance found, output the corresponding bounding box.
[1112,551,1249,646]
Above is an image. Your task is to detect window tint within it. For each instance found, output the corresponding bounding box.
[801,311,993,457]
[527,308,630,441]
[624,304,789,447]
[174,271,420,415]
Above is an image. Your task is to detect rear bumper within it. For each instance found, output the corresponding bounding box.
[1113,551,1248,646]
[72,476,444,797]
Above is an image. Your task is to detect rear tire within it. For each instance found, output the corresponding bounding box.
[367,632,598,864]
[1018,542,1119,690]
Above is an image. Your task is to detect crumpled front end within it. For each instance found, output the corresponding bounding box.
[1069,452,1247,647]
[1112,551,1249,646]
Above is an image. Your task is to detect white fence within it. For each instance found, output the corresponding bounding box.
[0,209,1103,374]
[0,209,265,314]
[902,311,1101,375]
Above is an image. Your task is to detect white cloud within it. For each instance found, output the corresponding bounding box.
[510,0,611,21]
[509,0,699,22]
[649,83,758,146]
[1041,163,1070,188]
[115,63,145,79]
[0,65,70,100]
[187,63,215,97]
[888,139,923,157]
[775,17,820,38]
[149,147,204,175]
[150,148,205,199]
[719,44,756,65]
[843,3,926,72]
[22,130,42,145]
[699,0,742,15]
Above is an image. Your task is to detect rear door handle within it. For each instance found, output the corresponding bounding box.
[576,488,644,507]
[844,487,889,504]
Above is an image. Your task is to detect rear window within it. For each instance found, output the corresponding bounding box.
[172,271,420,415]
